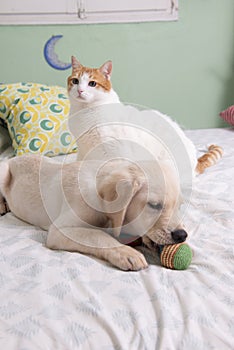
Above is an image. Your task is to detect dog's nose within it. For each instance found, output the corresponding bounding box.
[171,229,188,243]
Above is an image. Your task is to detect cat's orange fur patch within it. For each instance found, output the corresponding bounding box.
[67,66,112,92]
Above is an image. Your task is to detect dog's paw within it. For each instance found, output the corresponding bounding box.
[108,245,148,271]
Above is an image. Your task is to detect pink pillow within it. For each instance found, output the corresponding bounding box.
[220,105,234,126]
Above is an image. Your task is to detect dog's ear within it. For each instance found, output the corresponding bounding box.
[99,172,143,237]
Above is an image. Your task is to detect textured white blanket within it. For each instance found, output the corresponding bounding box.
[0,128,233,349]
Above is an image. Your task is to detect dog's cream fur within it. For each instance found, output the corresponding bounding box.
[0,155,185,271]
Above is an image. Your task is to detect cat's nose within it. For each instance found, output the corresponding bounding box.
[78,89,83,95]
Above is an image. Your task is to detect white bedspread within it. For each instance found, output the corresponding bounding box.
[0,128,233,349]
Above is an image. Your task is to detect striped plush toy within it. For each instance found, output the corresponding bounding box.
[220,105,234,126]
[158,243,193,270]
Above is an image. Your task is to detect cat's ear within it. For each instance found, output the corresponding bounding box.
[99,61,112,80]
[71,56,82,71]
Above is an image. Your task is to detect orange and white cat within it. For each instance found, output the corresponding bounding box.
[67,56,223,175]
[68,56,119,116]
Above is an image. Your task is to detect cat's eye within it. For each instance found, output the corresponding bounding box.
[147,202,163,211]
[88,81,97,87]
[72,78,79,85]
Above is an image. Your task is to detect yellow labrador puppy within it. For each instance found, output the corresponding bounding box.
[0,155,186,271]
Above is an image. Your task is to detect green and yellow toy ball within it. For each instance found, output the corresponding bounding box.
[158,243,193,270]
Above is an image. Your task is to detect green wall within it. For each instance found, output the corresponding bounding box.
[0,0,233,128]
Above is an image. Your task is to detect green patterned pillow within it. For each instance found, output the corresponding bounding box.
[0,82,77,156]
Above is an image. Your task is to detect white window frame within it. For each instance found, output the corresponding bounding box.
[0,0,178,25]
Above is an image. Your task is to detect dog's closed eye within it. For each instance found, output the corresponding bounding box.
[147,202,163,211]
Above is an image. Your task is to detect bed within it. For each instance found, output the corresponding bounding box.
[0,83,233,349]
[0,126,233,349]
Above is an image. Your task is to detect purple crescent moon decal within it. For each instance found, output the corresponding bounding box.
[44,35,71,71]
